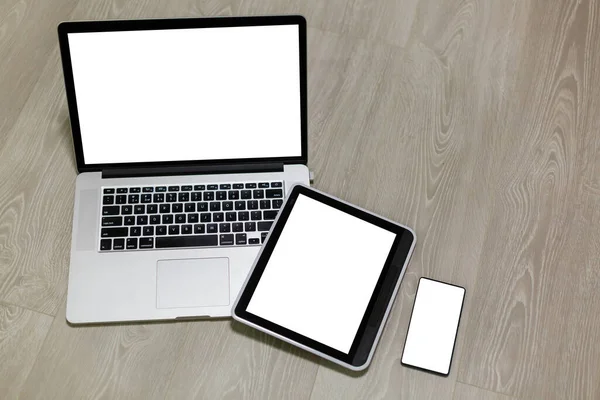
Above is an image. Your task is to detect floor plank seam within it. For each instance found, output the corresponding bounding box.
[455,379,515,399]
[0,300,56,318]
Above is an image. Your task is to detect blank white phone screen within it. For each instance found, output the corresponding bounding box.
[246,194,397,354]
[401,278,465,375]
[67,25,302,164]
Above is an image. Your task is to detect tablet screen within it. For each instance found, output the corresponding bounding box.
[246,193,397,353]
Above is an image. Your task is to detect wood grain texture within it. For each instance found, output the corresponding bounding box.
[0,304,52,399]
[1,0,600,398]
[453,383,516,400]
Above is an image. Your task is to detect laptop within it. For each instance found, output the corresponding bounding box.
[58,16,310,324]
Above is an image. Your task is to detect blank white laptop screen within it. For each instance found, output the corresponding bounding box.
[246,194,397,354]
[401,278,465,375]
[66,25,302,164]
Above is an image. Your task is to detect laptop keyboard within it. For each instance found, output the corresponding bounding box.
[99,182,284,251]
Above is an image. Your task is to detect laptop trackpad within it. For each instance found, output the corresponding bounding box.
[156,258,230,309]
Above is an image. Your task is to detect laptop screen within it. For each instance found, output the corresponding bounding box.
[66,24,302,165]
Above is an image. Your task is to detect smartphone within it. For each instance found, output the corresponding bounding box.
[401,277,466,376]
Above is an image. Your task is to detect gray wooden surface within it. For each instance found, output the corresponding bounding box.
[1,0,600,398]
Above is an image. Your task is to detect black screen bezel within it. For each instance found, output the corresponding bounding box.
[57,15,308,173]
[234,185,415,367]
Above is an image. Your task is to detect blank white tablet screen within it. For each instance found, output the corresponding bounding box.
[246,194,397,353]
[401,278,465,375]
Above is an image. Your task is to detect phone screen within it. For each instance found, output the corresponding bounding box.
[401,278,465,375]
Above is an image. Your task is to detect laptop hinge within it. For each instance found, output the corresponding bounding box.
[101,162,284,179]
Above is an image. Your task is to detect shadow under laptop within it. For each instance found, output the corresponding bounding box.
[229,320,368,378]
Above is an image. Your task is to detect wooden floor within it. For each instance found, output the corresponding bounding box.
[1,0,600,398]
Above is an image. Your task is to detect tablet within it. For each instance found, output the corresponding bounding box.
[233,184,416,370]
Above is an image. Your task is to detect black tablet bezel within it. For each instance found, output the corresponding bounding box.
[57,15,308,173]
[400,277,466,376]
[234,185,415,368]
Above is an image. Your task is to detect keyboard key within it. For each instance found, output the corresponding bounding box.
[143,187,154,192]
[153,193,165,203]
[162,214,174,224]
[248,200,258,210]
[194,224,205,234]
[245,222,256,231]
[223,201,233,211]
[156,186,167,192]
[128,194,139,204]
[226,212,236,221]
[166,193,177,202]
[147,204,158,214]
[156,226,167,235]
[182,224,192,234]
[113,238,125,250]
[173,203,183,213]
[233,183,244,189]
[178,192,189,202]
[207,184,218,190]
[175,214,186,223]
[264,211,278,220]
[259,182,270,188]
[121,205,132,215]
[101,227,128,238]
[150,215,161,225]
[258,221,273,231]
[168,186,179,191]
[241,190,252,199]
[116,195,127,204]
[103,195,114,205]
[129,187,141,193]
[220,234,234,245]
[273,199,283,209]
[236,233,247,245]
[233,223,243,232]
[197,202,208,212]
[134,205,145,214]
[194,185,205,190]
[203,192,214,201]
[266,189,283,199]
[102,217,122,226]
[210,202,221,212]
[140,237,154,248]
[188,213,199,223]
[216,191,227,200]
[249,238,260,245]
[141,194,152,203]
[253,189,264,199]
[238,211,250,221]
[261,232,268,243]
[245,183,257,188]
[260,200,271,209]
[100,239,111,250]
[235,201,246,210]
[137,216,148,225]
[191,192,202,201]
[126,238,138,249]
[160,204,171,213]
[219,184,231,190]
[155,235,218,248]
[181,185,192,191]
[251,211,262,221]
[220,223,231,233]
[228,191,239,200]
[124,216,135,225]
[169,225,180,235]
[213,212,224,222]
[117,188,128,193]
[271,182,283,188]
[207,223,218,233]
[201,213,211,222]
[130,226,141,236]
[143,226,154,236]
